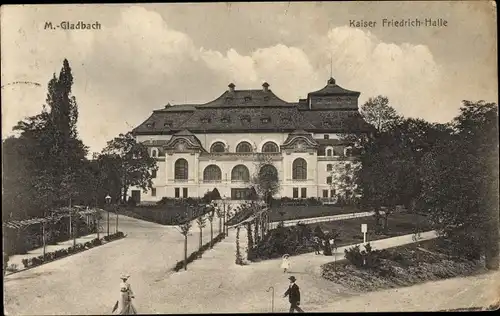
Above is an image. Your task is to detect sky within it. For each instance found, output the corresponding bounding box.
[1,2,497,154]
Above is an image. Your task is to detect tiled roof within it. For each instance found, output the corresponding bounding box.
[131,80,374,135]
[178,107,317,132]
[308,77,360,96]
[198,89,293,108]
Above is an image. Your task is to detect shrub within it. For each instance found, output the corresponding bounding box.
[22,258,29,269]
[251,225,314,260]
[344,243,381,269]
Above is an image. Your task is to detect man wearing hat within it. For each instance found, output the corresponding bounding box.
[283,276,304,313]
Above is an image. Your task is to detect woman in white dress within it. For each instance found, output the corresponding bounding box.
[281,254,291,273]
[112,274,137,315]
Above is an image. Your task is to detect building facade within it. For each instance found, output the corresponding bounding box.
[130,77,374,203]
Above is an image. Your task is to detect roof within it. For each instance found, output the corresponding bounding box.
[308,77,360,97]
[198,89,293,108]
[132,79,374,135]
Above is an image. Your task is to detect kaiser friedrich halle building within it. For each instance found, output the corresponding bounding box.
[130,77,374,204]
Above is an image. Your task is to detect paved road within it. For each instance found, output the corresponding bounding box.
[3,213,222,315]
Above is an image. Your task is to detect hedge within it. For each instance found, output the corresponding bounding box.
[20,232,125,270]
[173,233,225,272]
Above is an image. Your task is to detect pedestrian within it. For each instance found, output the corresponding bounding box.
[313,237,321,255]
[281,254,291,273]
[112,274,137,315]
[283,276,304,313]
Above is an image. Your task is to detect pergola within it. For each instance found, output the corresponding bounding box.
[3,206,104,257]
[2,206,102,229]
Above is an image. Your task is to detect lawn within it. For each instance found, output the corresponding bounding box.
[268,204,362,222]
[307,212,433,248]
[321,237,487,293]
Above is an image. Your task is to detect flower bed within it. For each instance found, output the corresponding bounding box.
[321,238,486,293]
[19,232,125,270]
[173,233,225,272]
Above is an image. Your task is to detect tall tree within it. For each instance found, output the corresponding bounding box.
[360,96,402,133]
[250,154,280,206]
[101,132,158,202]
[3,59,88,218]
[420,101,498,269]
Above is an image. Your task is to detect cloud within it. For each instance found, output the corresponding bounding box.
[2,6,491,155]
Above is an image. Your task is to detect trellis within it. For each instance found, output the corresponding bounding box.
[3,206,104,257]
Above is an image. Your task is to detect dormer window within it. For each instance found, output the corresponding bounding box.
[240,115,251,123]
[146,122,155,128]
[261,117,271,124]
[225,97,233,103]
[221,116,231,123]
[244,96,252,102]
[201,117,211,123]
[263,96,270,101]
[164,121,173,127]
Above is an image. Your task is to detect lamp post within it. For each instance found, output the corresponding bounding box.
[115,204,119,234]
[105,195,111,237]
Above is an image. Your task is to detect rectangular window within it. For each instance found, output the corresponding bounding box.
[326,164,333,172]
[293,188,299,199]
[152,169,157,178]
[175,188,180,198]
[330,189,336,197]
[324,135,329,139]
[183,188,188,198]
[327,176,332,184]
[151,188,157,197]
[322,190,328,198]
[231,188,249,200]
[301,188,307,198]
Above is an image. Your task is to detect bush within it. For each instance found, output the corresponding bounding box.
[344,243,382,269]
[250,225,314,260]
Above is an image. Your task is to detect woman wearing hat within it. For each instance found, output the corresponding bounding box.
[112,274,137,315]
[281,254,291,273]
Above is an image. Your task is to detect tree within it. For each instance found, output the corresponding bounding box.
[196,214,207,253]
[357,117,451,233]
[207,209,215,248]
[250,154,280,206]
[235,226,244,265]
[177,214,193,271]
[360,95,402,133]
[3,59,88,219]
[419,101,498,268]
[101,132,158,202]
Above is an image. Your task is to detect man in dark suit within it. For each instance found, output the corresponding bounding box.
[283,276,304,313]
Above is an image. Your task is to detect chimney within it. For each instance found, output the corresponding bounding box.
[262,82,269,92]
[164,102,172,109]
[228,83,235,92]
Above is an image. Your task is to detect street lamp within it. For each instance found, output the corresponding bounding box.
[105,195,111,237]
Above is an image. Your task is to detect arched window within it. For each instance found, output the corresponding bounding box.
[151,148,158,157]
[292,158,307,180]
[203,165,222,181]
[326,164,333,172]
[210,142,226,153]
[326,148,333,156]
[262,142,279,153]
[174,159,188,180]
[236,141,253,153]
[231,165,250,182]
[259,164,278,181]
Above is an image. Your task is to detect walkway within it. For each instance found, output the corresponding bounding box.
[3,212,223,315]
[270,210,377,229]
